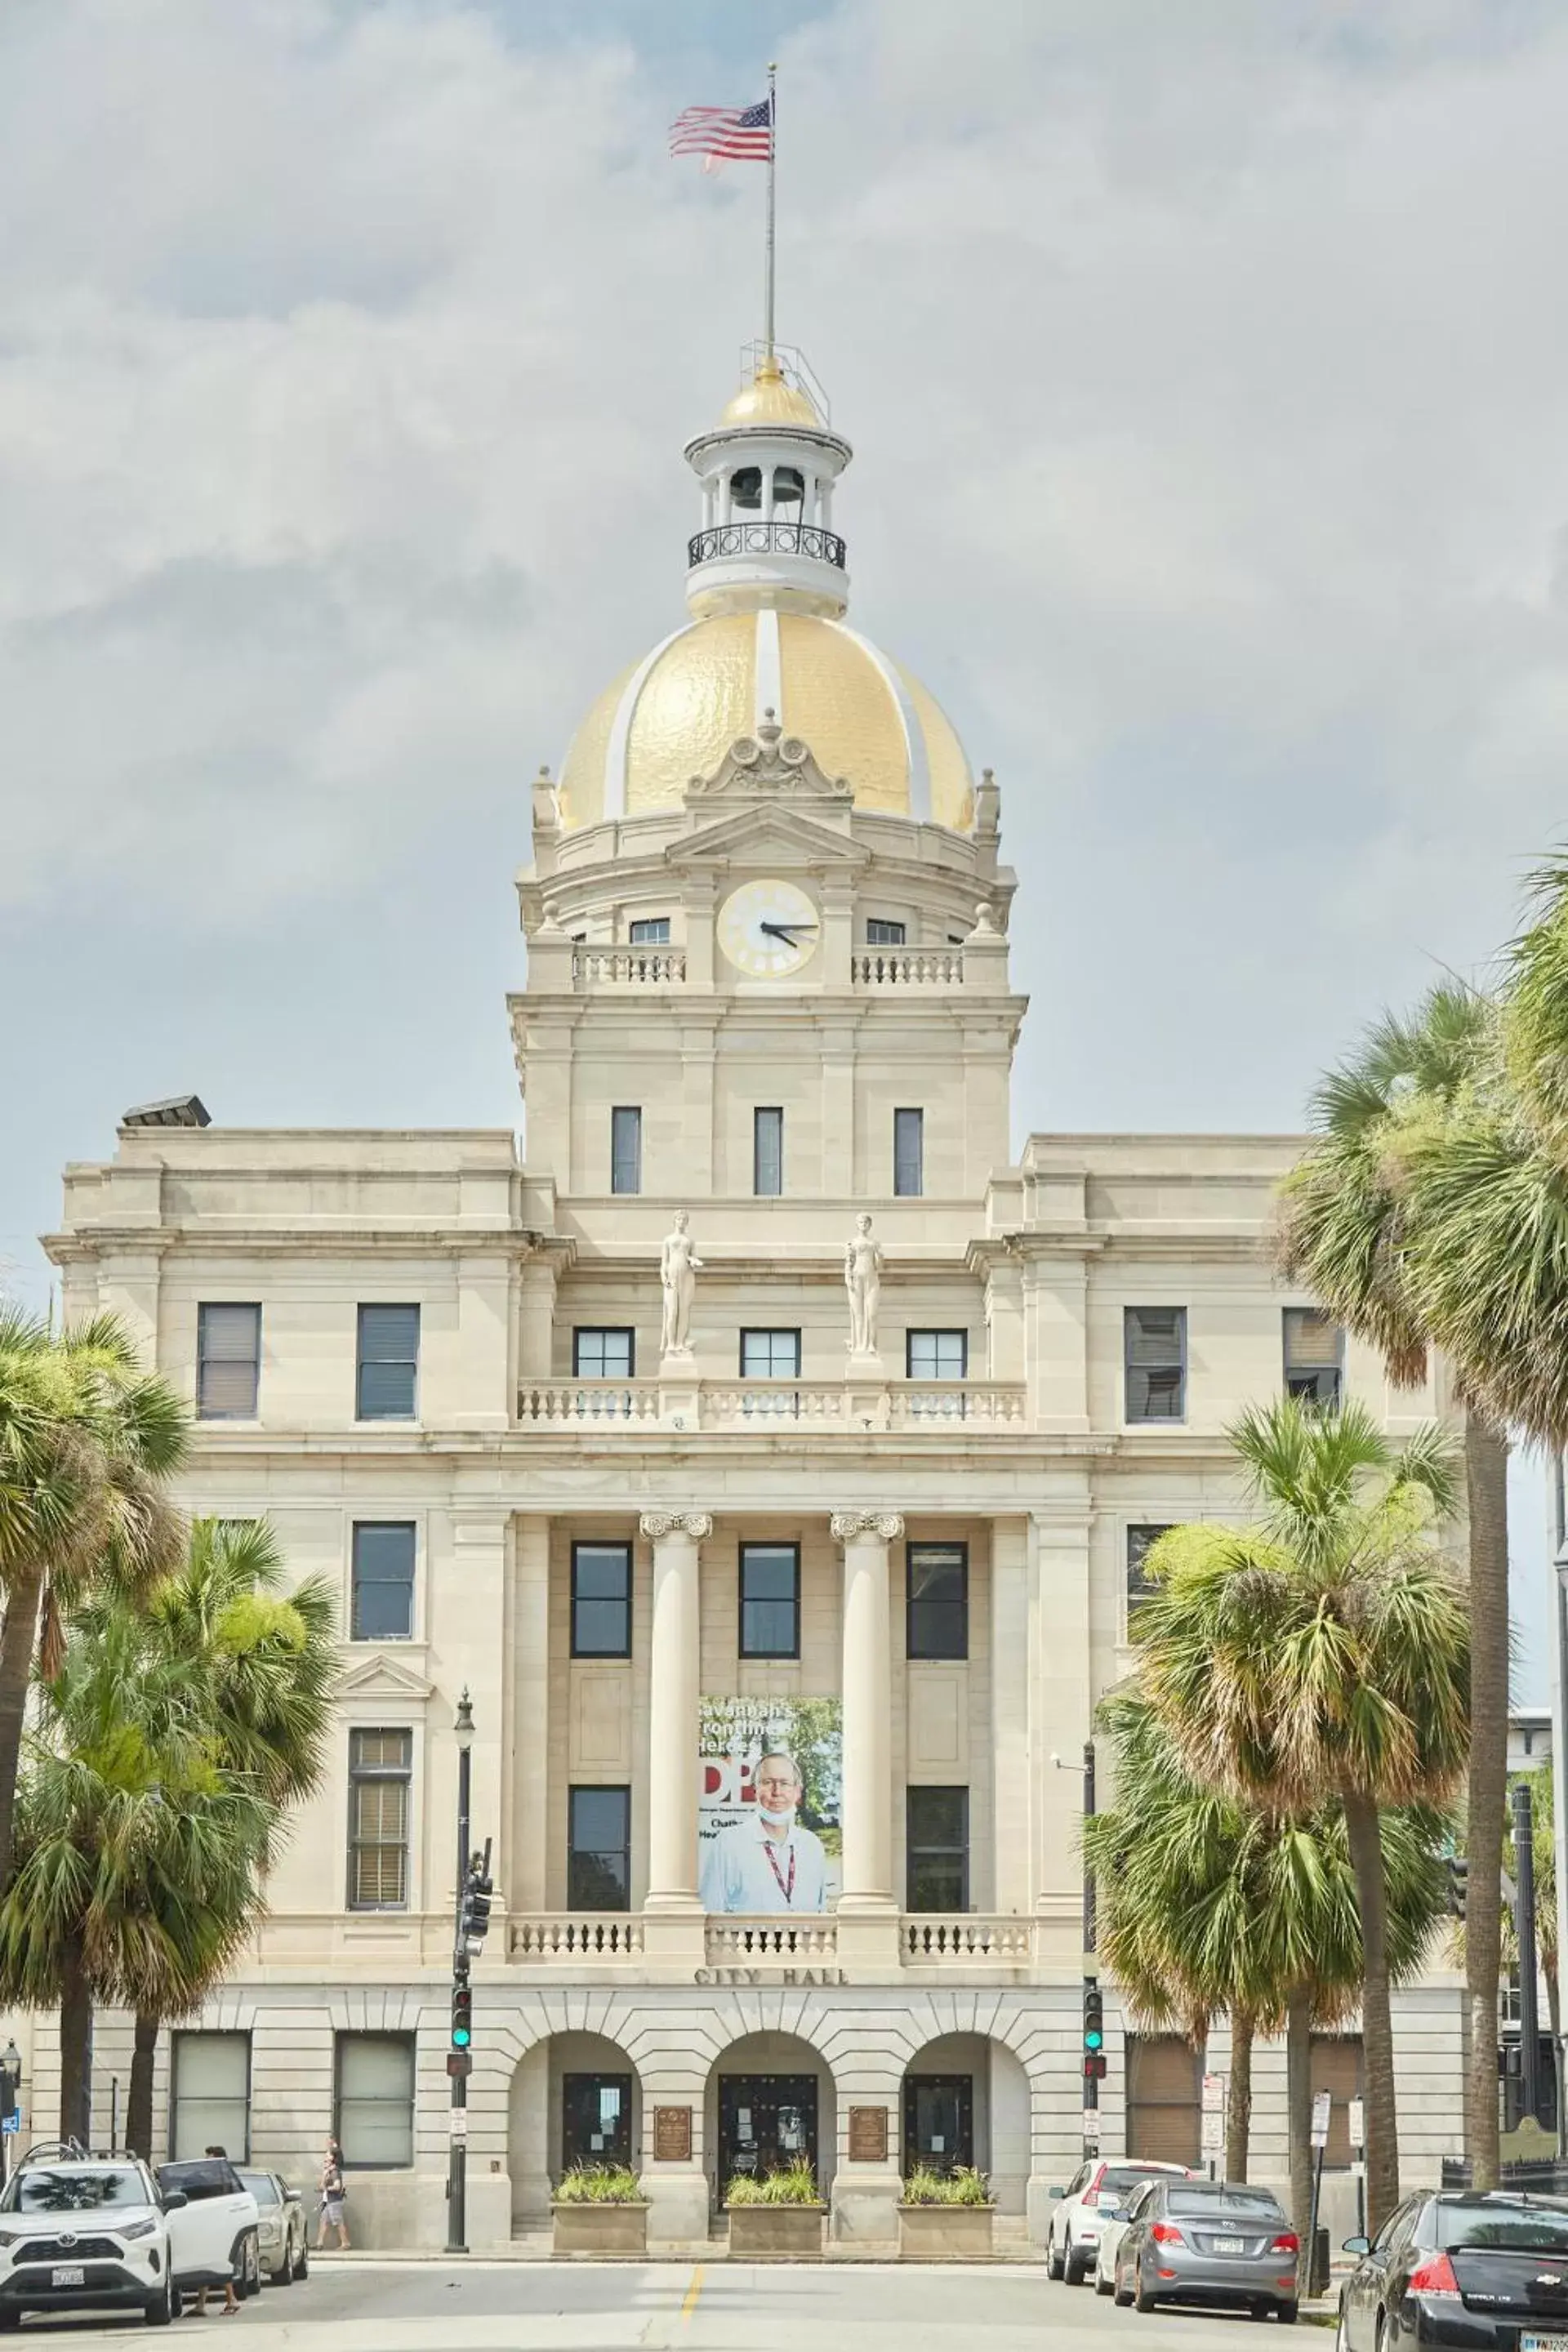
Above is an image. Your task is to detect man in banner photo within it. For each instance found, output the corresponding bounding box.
[698,1697,842,1915]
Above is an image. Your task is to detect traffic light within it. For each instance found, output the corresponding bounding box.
[460,1847,493,1953]
[451,1980,473,2051]
[1083,1984,1106,2081]
[1446,1855,1469,1919]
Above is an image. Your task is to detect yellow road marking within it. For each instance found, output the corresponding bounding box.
[681,2263,706,2320]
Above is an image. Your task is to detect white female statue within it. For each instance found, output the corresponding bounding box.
[844,1212,884,1358]
[660,1209,704,1356]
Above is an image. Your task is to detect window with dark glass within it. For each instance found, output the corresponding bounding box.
[351,1522,416,1641]
[739,1542,800,1659]
[866,919,906,946]
[171,2032,252,2162]
[907,1542,968,1659]
[740,1328,801,1378]
[1126,1524,1174,1621]
[197,1303,261,1420]
[906,1787,969,1912]
[347,1729,412,1910]
[906,1330,968,1379]
[334,2032,414,2169]
[568,1785,630,1910]
[573,1327,635,1378]
[629,918,670,945]
[610,1107,642,1196]
[754,1107,784,1197]
[893,1107,924,1197]
[356,1304,420,1421]
[1125,1307,1186,1422]
[1284,1307,1343,1408]
[571,1540,632,1657]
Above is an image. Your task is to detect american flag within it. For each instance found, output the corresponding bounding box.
[669,97,773,164]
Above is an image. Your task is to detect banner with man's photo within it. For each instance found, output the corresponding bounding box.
[698,1696,843,1914]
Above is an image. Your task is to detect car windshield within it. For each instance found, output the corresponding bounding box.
[1168,2189,1286,2220]
[1439,2202,1568,2253]
[1102,2167,1169,2193]
[3,2168,148,2214]
[238,2174,278,2207]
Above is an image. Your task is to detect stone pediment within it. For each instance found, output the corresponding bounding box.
[669,797,868,875]
[684,715,854,812]
[338,1652,435,1704]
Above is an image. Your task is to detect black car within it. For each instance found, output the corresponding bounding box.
[1339,2189,1568,2348]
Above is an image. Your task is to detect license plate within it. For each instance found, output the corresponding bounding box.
[51,2266,85,2287]
[1212,2237,1245,2255]
[1522,2337,1568,2351]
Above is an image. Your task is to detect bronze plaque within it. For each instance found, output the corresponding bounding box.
[654,2104,693,2163]
[848,2105,889,2163]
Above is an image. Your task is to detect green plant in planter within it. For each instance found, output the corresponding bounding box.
[902,2163,992,2207]
[725,2160,820,2206]
[555,2162,644,2203]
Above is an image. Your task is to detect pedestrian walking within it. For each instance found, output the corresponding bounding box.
[316,2136,350,2251]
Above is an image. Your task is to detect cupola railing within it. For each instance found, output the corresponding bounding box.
[688,519,847,570]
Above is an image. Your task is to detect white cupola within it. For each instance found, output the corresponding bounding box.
[682,343,853,620]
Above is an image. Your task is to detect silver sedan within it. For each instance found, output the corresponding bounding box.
[1115,2178,1300,2323]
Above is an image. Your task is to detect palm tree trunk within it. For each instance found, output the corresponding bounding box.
[0,1559,46,1890]
[1343,1789,1401,2233]
[1225,2010,1254,2182]
[1463,1406,1510,2193]
[127,2011,159,2160]
[57,1941,92,2146]
[1286,1984,1313,2252]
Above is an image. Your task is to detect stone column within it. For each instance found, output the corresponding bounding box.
[832,1511,902,1969]
[639,1511,710,1967]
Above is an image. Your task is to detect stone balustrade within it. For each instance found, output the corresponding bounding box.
[705,1917,839,1963]
[507,1913,646,1962]
[501,1910,1040,1970]
[852,948,964,985]
[515,1379,1028,1431]
[901,1914,1036,1965]
[572,947,688,986]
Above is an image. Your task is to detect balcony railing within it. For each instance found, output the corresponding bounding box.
[853,949,964,986]
[501,1911,1036,1970]
[688,520,847,571]
[508,1913,645,1962]
[902,1914,1036,1965]
[706,1917,838,1963]
[515,1379,1029,1432]
[572,948,687,987]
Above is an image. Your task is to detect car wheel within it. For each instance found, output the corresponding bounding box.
[292,2238,308,2284]
[1114,2266,1134,2310]
[145,2270,176,2327]
[1134,2261,1158,2314]
[238,2234,261,2299]
[1276,2303,1298,2326]
[1065,2239,1091,2285]
[1045,2225,1064,2281]
[274,2234,293,2287]
[1094,2261,1111,2296]
[0,2309,20,2332]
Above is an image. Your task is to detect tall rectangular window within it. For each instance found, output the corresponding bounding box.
[1284,1307,1343,1408]
[171,2031,252,2161]
[196,1303,261,1420]
[893,1107,924,1197]
[350,1523,416,1642]
[356,1304,419,1421]
[906,1787,969,1912]
[866,919,906,946]
[568,1785,630,1910]
[907,1542,968,1660]
[347,1728,412,1910]
[573,1328,635,1378]
[628,917,670,945]
[571,1540,632,1657]
[754,1107,784,1197]
[1125,1307,1186,1423]
[610,1106,642,1196]
[740,1328,801,1378]
[335,2032,415,2169]
[906,1330,968,1379]
[1126,1524,1174,1623]
[739,1542,800,1659]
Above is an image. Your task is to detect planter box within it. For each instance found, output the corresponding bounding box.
[551,2202,649,2256]
[725,2203,826,2258]
[897,2203,996,2261]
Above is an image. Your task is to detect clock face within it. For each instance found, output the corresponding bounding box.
[717,879,821,978]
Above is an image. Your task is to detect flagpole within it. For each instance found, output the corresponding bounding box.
[764,60,777,359]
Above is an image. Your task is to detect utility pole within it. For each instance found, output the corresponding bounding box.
[1080,1741,1102,2158]
[447,1690,474,2256]
[1514,1776,1543,2129]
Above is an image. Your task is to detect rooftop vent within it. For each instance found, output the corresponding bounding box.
[122,1094,211,1129]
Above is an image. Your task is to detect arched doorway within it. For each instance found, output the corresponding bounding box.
[706,2031,836,2211]
[507,2031,642,2233]
[902,2033,1031,2214]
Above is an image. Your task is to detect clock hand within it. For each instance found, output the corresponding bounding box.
[759,921,818,940]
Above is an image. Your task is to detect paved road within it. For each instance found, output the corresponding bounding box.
[9,2262,1315,2349]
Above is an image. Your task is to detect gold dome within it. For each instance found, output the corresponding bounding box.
[715,355,820,430]
[558,612,973,833]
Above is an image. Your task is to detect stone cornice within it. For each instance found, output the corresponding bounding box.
[47,1227,543,1258]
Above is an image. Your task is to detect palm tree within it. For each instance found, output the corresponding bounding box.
[1133,1398,1469,2233]
[0,1309,189,1886]
[1085,1689,1449,2242]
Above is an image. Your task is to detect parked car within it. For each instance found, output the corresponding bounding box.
[1046,2156,1198,2284]
[1112,2176,1299,2323]
[1338,2188,1568,2348]
[1094,2175,1162,2295]
[155,2159,263,2303]
[0,2145,257,2326]
[237,2171,308,2284]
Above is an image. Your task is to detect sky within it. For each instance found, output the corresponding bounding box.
[2,0,1564,1691]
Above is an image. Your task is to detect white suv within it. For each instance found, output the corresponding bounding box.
[0,2149,261,2326]
[1046,2156,1198,2284]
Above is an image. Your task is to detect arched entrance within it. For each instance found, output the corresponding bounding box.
[706,2031,836,2211]
[507,2031,642,2232]
[902,2033,1031,2214]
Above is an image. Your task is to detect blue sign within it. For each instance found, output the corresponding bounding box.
[2,2114,20,2135]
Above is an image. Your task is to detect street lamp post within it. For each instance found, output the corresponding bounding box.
[0,2042,21,2184]
[447,1690,474,2257]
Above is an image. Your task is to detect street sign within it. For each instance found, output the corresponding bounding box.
[1311,2091,1332,2149]
[1200,2074,1227,2158]
[1201,2073,1226,2113]
[0,2114,17,2136]
[445,2051,472,2080]
[1347,2097,1365,2149]
[448,2109,468,2140]
[1081,2109,1102,2140]
[1201,2106,1224,2157]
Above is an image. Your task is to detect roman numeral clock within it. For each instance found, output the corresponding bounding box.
[716,880,820,978]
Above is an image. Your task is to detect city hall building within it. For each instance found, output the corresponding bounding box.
[40,345,1466,2250]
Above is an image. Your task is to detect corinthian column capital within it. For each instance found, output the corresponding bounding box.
[639,1511,713,1542]
[831,1511,905,1544]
